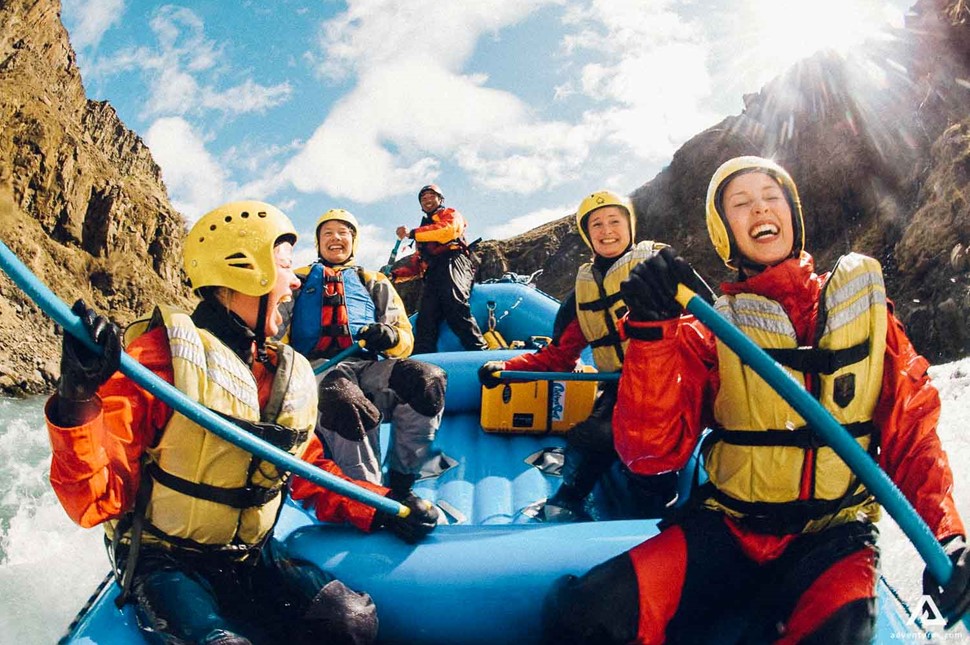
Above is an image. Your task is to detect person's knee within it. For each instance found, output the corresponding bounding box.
[542,554,639,644]
[299,579,378,645]
[800,597,875,645]
[389,360,447,418]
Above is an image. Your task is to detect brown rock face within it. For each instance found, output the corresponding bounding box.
[477,0,970,362]
[0,0,191,396]
[2,0,969,400]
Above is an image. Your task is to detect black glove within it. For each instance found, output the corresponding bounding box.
[317,375,382,441]
[620,247,714,322]
[478,360,506,389]
[923,535,970,628]
[358,323,399,353]
[58,299,122,402]
[375,490,439,544]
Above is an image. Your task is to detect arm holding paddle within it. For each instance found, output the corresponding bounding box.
[619,244,969,629]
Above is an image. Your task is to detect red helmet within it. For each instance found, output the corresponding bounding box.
[418,184,443,201]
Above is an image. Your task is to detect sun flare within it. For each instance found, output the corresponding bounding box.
[743,0,904,83]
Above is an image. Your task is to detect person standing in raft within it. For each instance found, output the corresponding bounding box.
[391,183,488,353]
[281,208,448,498]
[543,157,970,643]
[45,201,438,645]
[479,190,714,522]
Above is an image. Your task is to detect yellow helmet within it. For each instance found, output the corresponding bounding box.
[184,201,297,297]
[315,208,359,258]
[705,156,804,269]
[575,190,636,251]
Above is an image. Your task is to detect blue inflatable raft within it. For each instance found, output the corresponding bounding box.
[61,281,924,643]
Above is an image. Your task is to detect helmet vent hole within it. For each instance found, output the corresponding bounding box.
[257,211,267,218]
[241,211,250,218]
[209,224,216,231]
[225,252,253,269]
[224,215,232,223]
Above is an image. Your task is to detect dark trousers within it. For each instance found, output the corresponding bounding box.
[413,252,486,353]
[128,539,377,644]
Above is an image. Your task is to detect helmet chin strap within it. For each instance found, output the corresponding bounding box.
[254,293,271,365]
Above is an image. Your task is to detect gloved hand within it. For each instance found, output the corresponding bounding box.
[620,247,714,321]
[317,375,382,441]
[358,323,399,353]
[923,535,970,628]
[478,360,506,389]
[375,490,439,544]
[58,299,122,402]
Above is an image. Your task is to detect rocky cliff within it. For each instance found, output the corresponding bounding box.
[1,0,969,398]
[0,0,191,395]
[476,0,970,362]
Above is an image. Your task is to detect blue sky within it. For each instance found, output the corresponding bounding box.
[61,0,912,270]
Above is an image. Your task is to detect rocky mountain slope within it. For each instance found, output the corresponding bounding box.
[0,0,968,397]
[0,0,191,395]
[476,0,970,363]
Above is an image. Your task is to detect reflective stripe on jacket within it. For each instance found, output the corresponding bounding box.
[574,241,665,372]
[704,253,888,533]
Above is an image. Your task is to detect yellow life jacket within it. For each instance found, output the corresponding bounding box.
[108,305,318,552]
[704,253,888,534]
[575,241,665,372]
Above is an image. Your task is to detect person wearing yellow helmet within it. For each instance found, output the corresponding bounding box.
[45,201,438,644]
[392,183,488,353]
[282,208,449,498]
[543,157,968,642]
[479,190,713,523]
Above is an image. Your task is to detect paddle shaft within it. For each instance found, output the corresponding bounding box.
[0,239,407,518]
[494,370,618,382]
[313,342,365,374]
[674,284,957,592]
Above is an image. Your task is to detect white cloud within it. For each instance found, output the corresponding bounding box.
[62,0,125,50]
[483,204,573,240]
[144,117,232,221]
[200,79,293,115]
[560,0,719,162]
[85,6,290,120]
[285,1,598,202]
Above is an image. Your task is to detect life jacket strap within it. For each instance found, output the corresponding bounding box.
[146,461,284,509]
[577,291,624,312]
[765,340,869,375]
[709,486,873,535]
[709,421,872,449]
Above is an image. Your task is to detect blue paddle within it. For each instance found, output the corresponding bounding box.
[673,283,963,626]
[0,239,408,518]
[313,341,365,375]
[494,370,619,382]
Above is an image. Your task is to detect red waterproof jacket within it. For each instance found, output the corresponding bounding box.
[392,207,468,281]
[504,315,589,373]
[615,253,965,543]
[46,326,385,532]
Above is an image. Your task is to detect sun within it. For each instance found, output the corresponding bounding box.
[741,0,905,84]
